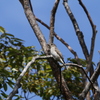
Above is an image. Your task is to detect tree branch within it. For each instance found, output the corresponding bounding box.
[19,0,47,53]
[63,1,99,98]
[49,0,60,44]
[78,0,97,75]
[79,62,100,99]
[78,1,98,98]
[6,55,52,100]
[63,0,89,61]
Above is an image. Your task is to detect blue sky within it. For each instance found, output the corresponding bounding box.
[0,0,100,99]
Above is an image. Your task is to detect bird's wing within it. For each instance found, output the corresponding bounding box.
[55,46,64,61]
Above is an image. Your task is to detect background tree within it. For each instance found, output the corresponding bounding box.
[0,0,100,100]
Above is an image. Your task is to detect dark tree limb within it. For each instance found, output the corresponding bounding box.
[49,0,60,44]
[48,59,74,100]
[79,62,100,100]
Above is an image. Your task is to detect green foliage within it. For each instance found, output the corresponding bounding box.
[63,66,83,99]
[0,26,85,100]
[67,58,88,67]
[0,27,37,99]
[21,60,60,100]
[67,58,95,67]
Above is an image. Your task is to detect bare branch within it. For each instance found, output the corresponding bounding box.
[63,0,89,61]
[78,0,97,74]
[77,1,98,97]
[49,0,60,44]
[6,55,53,100]
[63,1,99,99]
[78,0,97,32]
[19,0,47,53]
[62,2,98,96]
[79,62,100,99]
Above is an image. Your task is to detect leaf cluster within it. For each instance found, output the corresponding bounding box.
[0,26,37,99]
[0,27,86,100]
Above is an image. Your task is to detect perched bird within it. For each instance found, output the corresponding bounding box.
[50,43,65,95]
[50,43,65,64]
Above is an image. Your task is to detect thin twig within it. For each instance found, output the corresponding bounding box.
[63,63,94,89]
[79,62,100,99]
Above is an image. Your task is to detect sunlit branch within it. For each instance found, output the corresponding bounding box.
[6,55,52,100]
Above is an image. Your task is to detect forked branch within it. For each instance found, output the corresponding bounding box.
[79,62,100,99]
[78,0,97,73]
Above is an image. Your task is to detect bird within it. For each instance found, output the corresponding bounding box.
[50,43,65,64]
[50,43,65,96]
